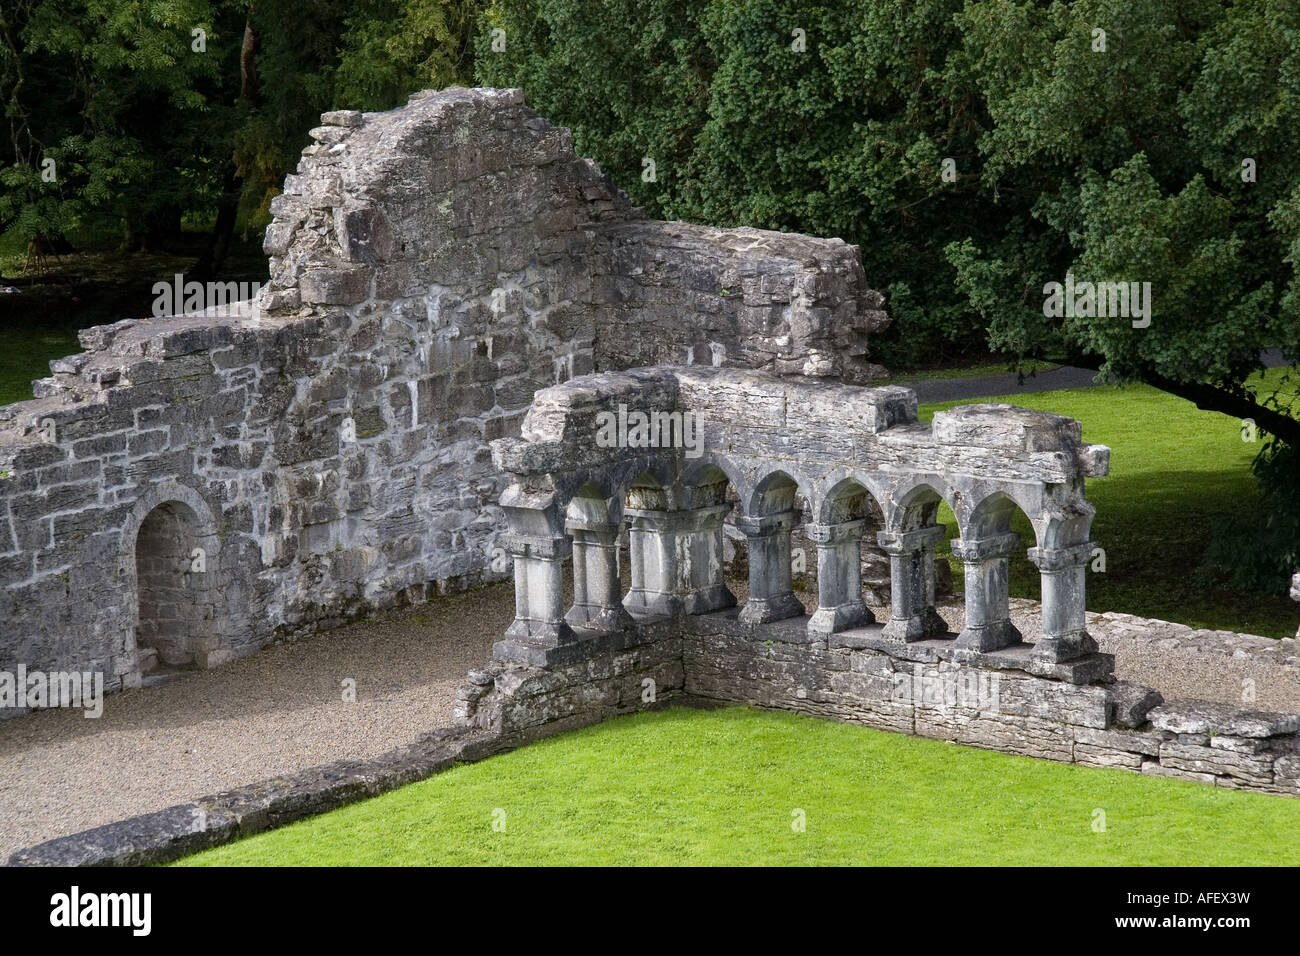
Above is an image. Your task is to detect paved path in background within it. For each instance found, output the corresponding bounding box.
[894,348,1287,404]
[899,365,1098,404]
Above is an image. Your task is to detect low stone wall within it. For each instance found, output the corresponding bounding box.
[460,609,1300,797]
[11,597,1298,866]
[1086,606,1299,670]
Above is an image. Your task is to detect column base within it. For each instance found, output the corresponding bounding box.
[954,619,1022,652]
[881,607,947,643]
[683,584,736,616]
[738,591,805,624]
[622,590,683,619]
[807,601,873,636]
[1032,630,1098,663]
[565,603,636,633]
[505,618,575,645]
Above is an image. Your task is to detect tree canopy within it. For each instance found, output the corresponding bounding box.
[2,0,1296,585]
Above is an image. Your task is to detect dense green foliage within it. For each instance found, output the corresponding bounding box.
[476,0,1300,589]
[178,707,1300,866]
[0,0,486,257]
[2,0,1297,589]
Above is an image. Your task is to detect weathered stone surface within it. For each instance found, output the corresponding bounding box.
[0,87,892,694]
[1073,743,1144,770]
[1157,741,1275,786]
[1073,725,1162,757]
[1148,700,1300,738]
[1110,680,1164,728]
[1140,760,1217,786]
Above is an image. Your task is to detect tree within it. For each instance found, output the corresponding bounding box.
[476,0,1300,587]
[0,0,238,253]
[948,0,1298,446]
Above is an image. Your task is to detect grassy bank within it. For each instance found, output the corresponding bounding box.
[178,707,1300,866]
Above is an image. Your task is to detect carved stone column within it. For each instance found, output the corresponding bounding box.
[677,503,737,615]
[1028,541,1098,662]
[564,516,633,633]
[807,519,872,635]
[736,510,804,624]
[624,504,737,618]
[877,526,948,642]
[951,531,1022,651]
[500,485,573,645]
[502,532,573,644]
[623,507,683,618]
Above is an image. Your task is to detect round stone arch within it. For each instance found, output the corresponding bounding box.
[813,470,889,526]
[958,486,1044,546]
[680,456,741,510]
[881,476,959,534]
[619,458,680,512]
[745,468,804,518]
[121,481,228,677]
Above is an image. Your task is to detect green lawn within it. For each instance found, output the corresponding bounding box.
[178,706,1300,866]
[920,370,1298,638]
[0,325,82,406]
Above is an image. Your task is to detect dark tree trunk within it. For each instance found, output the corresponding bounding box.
[1039,348,1300,447]
[192,15,258,280]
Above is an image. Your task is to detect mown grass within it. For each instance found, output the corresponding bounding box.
[920,369,1298,638]
[177,707,1300,867]
[0,324,83,406]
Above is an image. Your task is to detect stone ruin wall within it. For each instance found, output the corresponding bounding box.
[0,87,889,697]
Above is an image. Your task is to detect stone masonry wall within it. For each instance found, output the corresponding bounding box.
[460,612,1300,797]
[0,87,888,698]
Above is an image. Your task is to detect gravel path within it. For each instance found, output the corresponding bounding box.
[0,588,509,861]
[2,575,1295,859]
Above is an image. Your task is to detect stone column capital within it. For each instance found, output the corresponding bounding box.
[564,517,621,537]
[735,510,800,537]
[625,503,730,534]
[1027,541,1095,571]
[805,519,866,545]
[950,531,1021,562]
[500,533,572,560]
[876,525,946,554]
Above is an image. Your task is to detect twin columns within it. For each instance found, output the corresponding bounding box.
[503,491,1094,664]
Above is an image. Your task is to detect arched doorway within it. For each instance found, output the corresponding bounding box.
[134,500,223,674]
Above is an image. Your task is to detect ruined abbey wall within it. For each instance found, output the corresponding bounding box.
[0,87,887,695]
